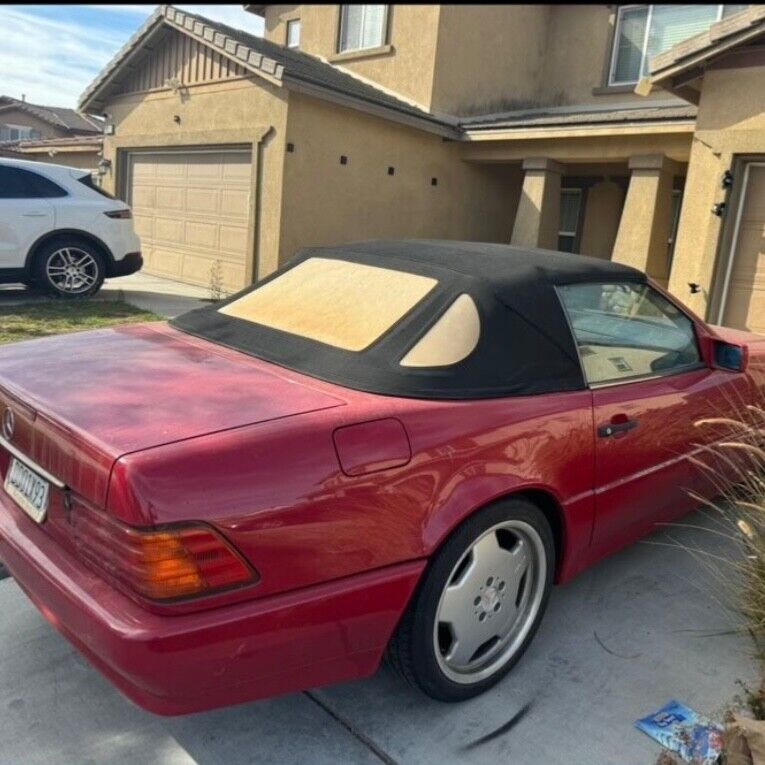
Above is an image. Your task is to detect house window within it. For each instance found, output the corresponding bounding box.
[338,5,388,53]
[0,124,40,141]
[286,19,301,49]
[609,5,748,85]
[558,189,583,253]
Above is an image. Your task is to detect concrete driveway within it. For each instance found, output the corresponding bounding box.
[0,508,756,765]
[0,272,209,319]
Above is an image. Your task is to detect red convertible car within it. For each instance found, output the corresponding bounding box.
[0,240,763,715]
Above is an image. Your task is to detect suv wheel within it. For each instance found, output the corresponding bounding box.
[387,498,554,701]
[32,237,105,298]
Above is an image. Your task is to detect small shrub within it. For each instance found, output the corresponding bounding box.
[209,260,226,302]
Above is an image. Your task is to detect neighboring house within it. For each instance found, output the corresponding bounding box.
[78,4,763,335]
[0,95,103,170]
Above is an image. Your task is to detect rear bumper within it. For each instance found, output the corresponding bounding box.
[0,496,424,715]
[108,252,143,278]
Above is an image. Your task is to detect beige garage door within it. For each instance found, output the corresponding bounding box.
[722,163,765,336]
[128,150,252,291]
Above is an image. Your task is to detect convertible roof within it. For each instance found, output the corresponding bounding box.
[173,240,646,400]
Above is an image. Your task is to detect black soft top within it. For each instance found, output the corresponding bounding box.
[172,240,645,400]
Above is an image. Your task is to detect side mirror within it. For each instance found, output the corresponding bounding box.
[713,340,749,372]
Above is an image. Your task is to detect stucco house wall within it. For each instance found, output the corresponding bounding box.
[278,91,521,266]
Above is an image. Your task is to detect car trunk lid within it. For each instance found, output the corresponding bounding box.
[0,323,346,510]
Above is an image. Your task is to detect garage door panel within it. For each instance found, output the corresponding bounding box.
[133,213,154,240]
[128,150,252,291]
[146,246,183,277]
[185,221,218,248]
[186,188,221,214]
[131,186,156,208]
[221,189,250,218]
[155,186,185,211]
[219,226,249,258]
[154,217,185,243]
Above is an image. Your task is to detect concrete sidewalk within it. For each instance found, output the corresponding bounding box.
[0,272,210,319]
[99,272,210,318]
[0,508,756,764]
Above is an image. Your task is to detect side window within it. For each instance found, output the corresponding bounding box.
[558,282,702,385]
[24,171,67,198]
[0,166,32,198]
[400,294,480,368]
[0,166,66,199]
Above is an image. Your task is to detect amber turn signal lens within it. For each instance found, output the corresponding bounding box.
[71,505,257,601]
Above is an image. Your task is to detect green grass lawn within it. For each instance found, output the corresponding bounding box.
[0,300,160,344]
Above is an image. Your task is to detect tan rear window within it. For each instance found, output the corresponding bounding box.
[219,257,438,351]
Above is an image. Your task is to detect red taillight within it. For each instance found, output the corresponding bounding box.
[104,209,132,219]
[71,504,257,601]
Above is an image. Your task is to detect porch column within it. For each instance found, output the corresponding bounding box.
[511,157,563,250]
[611,154,675,282]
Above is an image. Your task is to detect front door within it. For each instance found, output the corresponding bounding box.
[558,281,741,554]
[719,161,765,335]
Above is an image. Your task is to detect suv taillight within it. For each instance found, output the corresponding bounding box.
[104,209,132,219]
[71,503,257,601]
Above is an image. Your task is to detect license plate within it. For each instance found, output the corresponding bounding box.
[4,457,50,523]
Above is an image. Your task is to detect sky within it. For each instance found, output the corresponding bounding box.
[0,4,265,110]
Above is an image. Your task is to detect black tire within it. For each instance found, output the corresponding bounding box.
[31,236,105,298]
[387,497,554,701]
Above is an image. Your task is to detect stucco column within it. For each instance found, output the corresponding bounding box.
[611,154,675,283]
[511,158,564,250]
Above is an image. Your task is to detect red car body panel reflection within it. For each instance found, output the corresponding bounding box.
[0,311,763,714]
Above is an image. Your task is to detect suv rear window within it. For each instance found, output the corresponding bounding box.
[77,174,116,199]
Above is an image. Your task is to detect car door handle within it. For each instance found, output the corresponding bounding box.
[597,419,639,438]
[22,211,47,217]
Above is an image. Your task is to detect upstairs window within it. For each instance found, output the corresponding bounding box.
[610,4,749,85]
[286,18,301,49]
[338,5,388,53]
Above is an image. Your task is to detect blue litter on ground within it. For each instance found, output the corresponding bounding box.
[635,700,724,764]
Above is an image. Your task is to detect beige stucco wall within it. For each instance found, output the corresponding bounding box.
[579,180,625,260]
[430,5,549,115]
[264,4,441,110]
[278,92,521,267]
[0,107,71,140]
[99,76,289,283]
[668,59,765,317]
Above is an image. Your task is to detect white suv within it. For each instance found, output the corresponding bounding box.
[0,158,142,298]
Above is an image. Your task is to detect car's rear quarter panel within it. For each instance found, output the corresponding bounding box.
[113,386,596,598]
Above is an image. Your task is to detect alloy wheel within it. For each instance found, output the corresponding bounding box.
[46,247,99,295]
[433,519,547,684]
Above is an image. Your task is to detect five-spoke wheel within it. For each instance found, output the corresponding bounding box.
[388,498,554,701]
[434,519,546,684]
